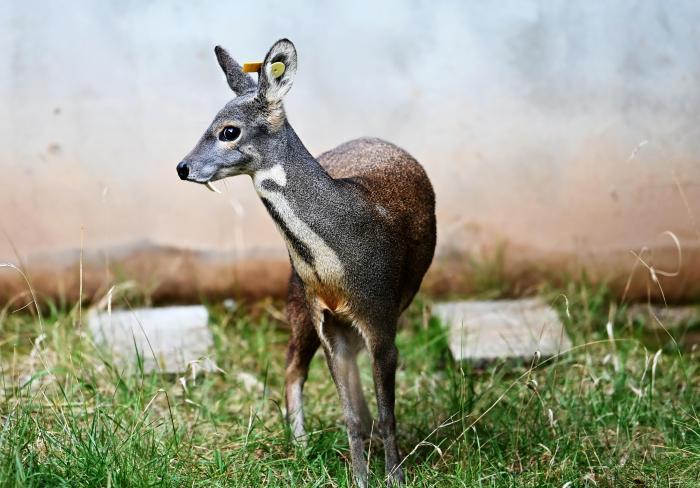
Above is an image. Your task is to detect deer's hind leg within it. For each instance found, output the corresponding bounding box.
[363,314,404,486]
[285,272,321,443]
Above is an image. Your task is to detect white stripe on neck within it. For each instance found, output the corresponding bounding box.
[253,164,345,285]
[253,164,287,189]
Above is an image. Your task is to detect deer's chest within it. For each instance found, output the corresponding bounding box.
[253,165,347,303]
[278,218,350,315]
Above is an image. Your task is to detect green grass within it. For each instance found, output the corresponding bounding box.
[0,286,698,487]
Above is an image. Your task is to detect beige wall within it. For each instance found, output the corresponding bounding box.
[1,1,699,303]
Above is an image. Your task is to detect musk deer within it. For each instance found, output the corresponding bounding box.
[177,39,436,486]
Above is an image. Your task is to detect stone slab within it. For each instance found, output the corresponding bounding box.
[627,304,699,330]
[88,305,214,374]
[627,303,700,349]
[433,298,572,362]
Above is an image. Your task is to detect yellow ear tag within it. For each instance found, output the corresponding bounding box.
[242,62,262,73]
[270,61,286,79]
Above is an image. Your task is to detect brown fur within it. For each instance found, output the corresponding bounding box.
[317,137,436,311]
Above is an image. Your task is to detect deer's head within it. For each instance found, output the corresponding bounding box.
[177,39,298,185]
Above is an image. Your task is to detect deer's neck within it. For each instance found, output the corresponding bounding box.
[252,124,346,287]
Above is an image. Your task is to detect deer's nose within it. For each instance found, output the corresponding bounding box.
[176,161,189,180]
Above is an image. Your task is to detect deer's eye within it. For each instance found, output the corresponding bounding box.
[219,126,241,142]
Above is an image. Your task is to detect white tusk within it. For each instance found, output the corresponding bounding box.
[205,181,222,194]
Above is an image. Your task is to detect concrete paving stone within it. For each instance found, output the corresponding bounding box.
[433,298,572,363]
[88,305,215,374]
[627,303,699,330]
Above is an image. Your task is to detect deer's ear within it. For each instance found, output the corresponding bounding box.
[257,39,297,104]
[214,46,256,95]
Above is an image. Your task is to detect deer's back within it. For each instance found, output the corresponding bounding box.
[318,137,434,228]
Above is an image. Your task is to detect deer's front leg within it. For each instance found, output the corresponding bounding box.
[285,275,320,443]
[320,315,370,488]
